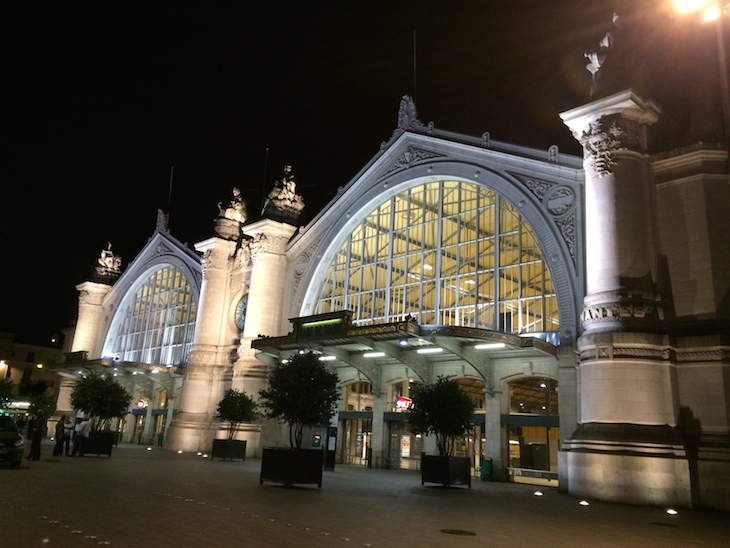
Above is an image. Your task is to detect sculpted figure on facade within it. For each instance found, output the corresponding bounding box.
[218,187,248,224]
[585,13,618,96]
[95,242,122,277]
[263,164,305,214]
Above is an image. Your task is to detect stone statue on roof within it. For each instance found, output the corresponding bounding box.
[263,164,304,214]
[585,13,623,97]
[218,187,248,224]
[95,242,122,277]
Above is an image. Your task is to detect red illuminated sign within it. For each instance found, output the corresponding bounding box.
[396,396,412,411]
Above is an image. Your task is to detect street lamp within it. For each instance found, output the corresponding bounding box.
[673,1,730,168]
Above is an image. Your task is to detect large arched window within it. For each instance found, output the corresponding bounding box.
[314,180,558,335]
[109,266,197,366]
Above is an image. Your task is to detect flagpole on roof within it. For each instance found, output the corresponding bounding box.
[261,147,269,212]
[167,166,174,224]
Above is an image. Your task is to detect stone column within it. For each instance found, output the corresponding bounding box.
[370,392,388,468]
[560,90,691,507]
[72,281,112,354]
[232,219,298,457]
[482,390,504,480]
[166,236,238,453]
[236,219,298,392]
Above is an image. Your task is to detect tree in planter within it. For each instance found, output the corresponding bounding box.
[258,351,340,448]
[216,388,258,440]
[408,376,475,457]
[70,372,132,431]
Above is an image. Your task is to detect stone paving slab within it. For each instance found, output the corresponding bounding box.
[3,441,729,547]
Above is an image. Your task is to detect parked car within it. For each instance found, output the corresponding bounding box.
[0,416,24,467]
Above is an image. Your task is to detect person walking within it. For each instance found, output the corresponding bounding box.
[62,416,74,456]
[28,412,46,461]
[76,415,92,457]
[52,415,67,456]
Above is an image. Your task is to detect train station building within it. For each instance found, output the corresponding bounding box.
[54,81,729,512]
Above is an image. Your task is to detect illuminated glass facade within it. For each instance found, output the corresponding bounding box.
[110,266,197,365]
[315,180,558,334]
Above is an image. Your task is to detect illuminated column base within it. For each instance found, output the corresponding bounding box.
[165,413,261,456]
[560,437,691,507]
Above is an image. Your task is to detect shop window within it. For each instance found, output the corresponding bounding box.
[509,377,558,415]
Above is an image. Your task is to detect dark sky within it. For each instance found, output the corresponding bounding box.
[2,1,724,345]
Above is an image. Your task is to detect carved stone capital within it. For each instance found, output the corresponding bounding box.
[579,115,643,177]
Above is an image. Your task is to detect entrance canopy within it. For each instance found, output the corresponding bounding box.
[252,311,557,393]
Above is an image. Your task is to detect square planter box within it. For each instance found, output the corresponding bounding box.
[421,454,472,488]
[211,439,247,461]
[260,447,324,488]
[82,431,115,457]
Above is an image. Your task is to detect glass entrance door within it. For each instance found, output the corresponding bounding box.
[341,419,372,465]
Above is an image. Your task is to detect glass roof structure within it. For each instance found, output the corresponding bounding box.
[314,180,558,336]
[106,266,197,367]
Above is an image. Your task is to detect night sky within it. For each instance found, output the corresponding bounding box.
[3,1,724,345]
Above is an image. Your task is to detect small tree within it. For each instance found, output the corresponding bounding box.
[70,372,132,431]
[216,388,258,440]
[258,351,340,449]
[29,393,56,418]
[408,376,475,457]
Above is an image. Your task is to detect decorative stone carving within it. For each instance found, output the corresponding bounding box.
[291,252,311,297]
[155,209,169,233]
[579,118,625,177]
[579,115,642,177]
[548,145,559,162]
[95,243,122,277]
[249,233,268,265]
[201,249,212,281]
[153,243,172,258]
[78,290,95,306]
[236,239,252,268]
[390,95,426,140]
[512,174,577,263]
[555,216,576,261]
[386,146,442,174]
[544,186,575,217]
[579,337,730,364]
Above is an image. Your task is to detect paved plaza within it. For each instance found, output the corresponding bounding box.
[3,440,729,547]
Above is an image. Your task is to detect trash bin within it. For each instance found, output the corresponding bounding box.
[481,458,493,481]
